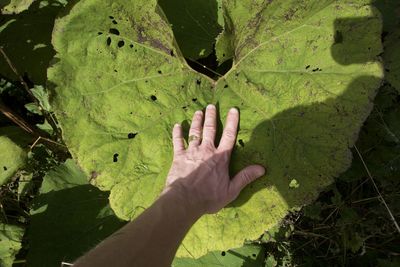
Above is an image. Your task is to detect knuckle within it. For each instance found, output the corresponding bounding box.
[190,127,201,135]
[204,124,216,131]
[224,129,236,139]
[242,171,253,184]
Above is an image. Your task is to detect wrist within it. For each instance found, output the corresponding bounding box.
[160,183,204,221]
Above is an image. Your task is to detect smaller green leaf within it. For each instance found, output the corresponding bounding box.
[0,223,24,267]
[0,136,27,185]
[0,79,15,94]
[36,120,53,134]
[265,255,278,267]
[303,202,323,221]
[1,0,35,14]
[27,159,126,267]
[346,231,364,253]
[25,102,41,115]
[30,85,51,112]
[289,179,300,189]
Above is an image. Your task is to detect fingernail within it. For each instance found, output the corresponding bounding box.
[207,104,215,109]
[195,110,203,115]
[256,166,266,176]
[174,123,181,127]
[229,107,238,114]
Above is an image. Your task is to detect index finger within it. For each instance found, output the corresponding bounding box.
[218,108,239,152]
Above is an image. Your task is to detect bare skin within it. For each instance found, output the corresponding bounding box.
[74,104,265,267]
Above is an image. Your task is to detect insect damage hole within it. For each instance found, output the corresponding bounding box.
[221,251,226,256]
[109,28,120,35]
[3,166,7,171]
[106,37,111,46]
[238,139,245,147]
[113,153,119,162]
[128,132,138,139]
[150,95,157,101]
[118,40,125,48]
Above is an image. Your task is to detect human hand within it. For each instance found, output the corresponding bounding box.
[162,104,265,217]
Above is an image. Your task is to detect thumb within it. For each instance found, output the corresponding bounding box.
[229,165,265,199]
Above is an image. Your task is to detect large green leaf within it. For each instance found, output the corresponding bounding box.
[384,29,400,93]
[27,159,126,267]
[158,0,221,60]
[0,223,24,267]
[48,0,383,257]
[0,136,27,185]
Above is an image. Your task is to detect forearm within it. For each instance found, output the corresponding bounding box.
[74,189,200,267]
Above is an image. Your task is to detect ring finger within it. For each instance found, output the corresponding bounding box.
[188,110,203,148]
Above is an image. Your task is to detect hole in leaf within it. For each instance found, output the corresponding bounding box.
[221,251,226,256]
[98,32,103,35]
[109,16,114,19]
[150,95,157,101]
[238,139,244,147]
[158,70,162,74]
[3,166,7,171]
[112,20,118,24]
[186,49,232,79]
[118,40,125,48]
[130,44,134,48]
[109,28,120,35]
[305,65,310,69]
[252,254,256,257]
[106,37,111,46]
[113,153,119,162]
[192,98,197,102]
[196,79,201,85]
[128,132,138,139]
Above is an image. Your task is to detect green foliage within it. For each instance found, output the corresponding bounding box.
[48,0,383,257]
[27,159,125,267]
[287,85,400,266]
[0,223,24,267]
[0,0,68,84]
[0,136,27,185]
[0,0,398,266]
